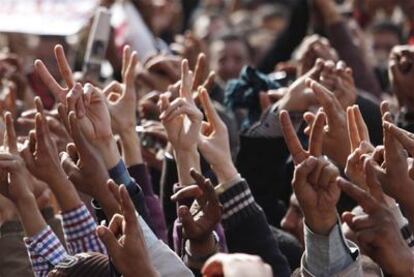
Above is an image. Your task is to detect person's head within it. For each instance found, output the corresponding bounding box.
[371,22,402,68]
[280,193,304,246]
[209,33,252,83]
[47,253,112,277]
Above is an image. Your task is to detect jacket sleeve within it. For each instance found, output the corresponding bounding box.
[216,177,291,277]
[128,164,168,242]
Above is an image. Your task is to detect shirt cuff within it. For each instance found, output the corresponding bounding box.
[215,174,243,195]
[109,159,133,187]
[389,203,409,229]
[62,204,97,240]
[304,221,357,276]
[24,225,69,267]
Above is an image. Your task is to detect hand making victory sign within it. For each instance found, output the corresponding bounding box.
[280,110,341,235]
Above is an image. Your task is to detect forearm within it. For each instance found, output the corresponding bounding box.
[326,21,382,97]
[16,195,47,237]
[96,137,122,170]
[62,204,107,255]
[303,222,358,276]
[48,174,83,212]
[120,129,144,167]
[316,0,341,26]
[174,149,201,186]
[218,179,290,276]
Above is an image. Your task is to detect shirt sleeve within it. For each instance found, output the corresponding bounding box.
[216,177,291,277]
[128,164,168,242]
[61,204,106,255]
[246,105,303,138]
[108,159,151,226]
[302,222,359,277]
[24,225,69,277]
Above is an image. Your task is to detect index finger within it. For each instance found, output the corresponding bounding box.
[54,44,75,89]
[308,111,325,157]
[347,106,360,152]
[34,59,65,100]
[180,59,193,100]
[308,80,341,119]
[363,158,386,203]
[4,112,17,154]
[337,177,379,214]
[353,105,370,142]
[192,53,206,90]
[279,110,307,164]
[199,87,222,130]
[119,185,142,237]
[384,122,414,156]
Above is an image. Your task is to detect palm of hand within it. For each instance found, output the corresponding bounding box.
[167,115,200,149]
[186,197,221,240]
[295,179,339,216]
[80,96,112,141]
[110,89,137,133]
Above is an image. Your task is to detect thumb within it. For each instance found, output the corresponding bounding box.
[59,152,82,185]
[96,226,121,257]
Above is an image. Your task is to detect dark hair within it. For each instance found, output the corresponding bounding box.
[210,31,254,58]
[371,21,403,44]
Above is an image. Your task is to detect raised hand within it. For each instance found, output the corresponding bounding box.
[103,45,139,135]
[338,163,414,277]
[21,98,81,211]
[2,111,50,210]
[159,59,203,152]
[96,184,157,277]
[279,109,325,164]
[345,105,374,188]
[20,98,64,185]
[389,45,414,111]
[382,121,414,230]
[319,60,357,109]
[303,79,350,167]
[198,88,237,183]
[202,253,273,277]
[276,59,324,112]
[281,109,340,235]
[59,112,118,218]
[171,169,222,241]
[34,44,75,103]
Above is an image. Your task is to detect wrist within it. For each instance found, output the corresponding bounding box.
[120,128,143,166]
[393,253,414,277]
[174,148,200,186]
[213,162,238,184]
[96,137,121,169]
[189,233,216,252]
[305,212,337,236]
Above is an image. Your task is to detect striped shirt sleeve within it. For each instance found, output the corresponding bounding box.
[62,204,107,255]
[24,225,69,277]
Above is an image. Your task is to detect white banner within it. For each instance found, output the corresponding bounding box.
[0,0,99,36]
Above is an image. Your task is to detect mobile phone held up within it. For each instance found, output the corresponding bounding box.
[83,7,111,84]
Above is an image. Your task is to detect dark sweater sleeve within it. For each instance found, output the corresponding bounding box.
[218,180,291,276]
[326,20,382,98]
[128,164,168,242]
[257,0,309,73]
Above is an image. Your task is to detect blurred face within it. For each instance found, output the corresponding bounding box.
[373,31,400,67]
[210,39,250,83]
[281,194,304,246]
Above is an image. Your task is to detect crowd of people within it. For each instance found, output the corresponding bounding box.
[2,0,414,276]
